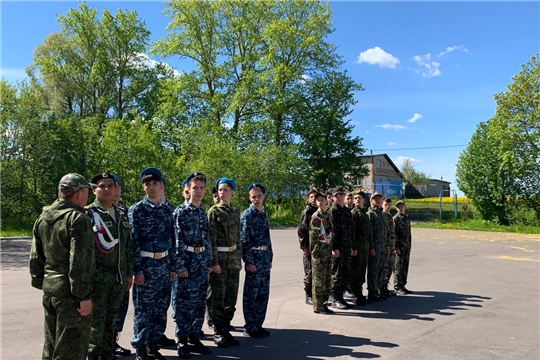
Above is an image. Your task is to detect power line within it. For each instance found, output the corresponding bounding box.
[368,144,467,152]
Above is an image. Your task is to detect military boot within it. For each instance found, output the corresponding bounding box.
[368,290,380,302]
[305,291,313,305]
[87,355,100,360]
[177,335,191,359]
[135,347,152,360]
[188,333,211,354]
[223,323,240,346]
[213,326,229,349]
[146,342,165,360]
[100,353,116,360]
[114,331,132,356]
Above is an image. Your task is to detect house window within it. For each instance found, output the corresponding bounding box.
[376,159,382,167]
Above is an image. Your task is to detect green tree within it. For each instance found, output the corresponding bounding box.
[292,71,367,190]
[456,121,515,224]
[489,54,540,219]
[400,158,431,186]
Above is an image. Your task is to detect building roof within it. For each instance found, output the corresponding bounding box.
[359,153,403,178]
[429,178,451,184]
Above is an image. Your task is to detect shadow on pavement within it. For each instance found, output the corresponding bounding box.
[1,237,32,270]
[334,291,491,321]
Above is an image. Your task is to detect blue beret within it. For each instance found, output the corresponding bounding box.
[186,172,207,185]
[248,183,266,194]
[140,167,164,182]
[110,173,120,184]
[215,177,236,191]
[182,179,188,187]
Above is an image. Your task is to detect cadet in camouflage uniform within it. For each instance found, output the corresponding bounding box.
[173,173,213,358]
[111,174,133,357]
[29,173,96,360]
[366,192,387,302]
[87,173,134,360]
[350,190,371,305]
[129,167,176,360]
[309,192,335,315]
[329,186,354,310]
[296,187,318,305]
[241,183,274,337]
[345,191,354,210]
[393,200,413,295]
[381,198,397,298]
[208,178,242,348]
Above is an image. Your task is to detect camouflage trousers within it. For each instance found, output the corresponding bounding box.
[42,294,93,360]
[243,259,271,333]
[302,252,312,295]
[350,247,369,297]
[394,249,411,289]
[131,257,172,349]
[382,242,396,289]
[210,268,240,331]
[88,271,125,356]
[312,253,332,312]
[174,269,208,338]
[114,290,129,333]
[367,244,386,291]
[331,252,351,297]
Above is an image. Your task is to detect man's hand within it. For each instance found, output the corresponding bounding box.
[313,258,321,264]
[212,265,222,274]
[246,265,257,272]
[169,272,176,281]
[207,267,213,274]
[125,277,133,291]
[351,250,358,257]
[369,249,376,257]
[78,299,92,316]
[134,274,144,286]
[179,270,189,278]
[395,249,400,255]
[332,249,340,258]
[302,248,309,256]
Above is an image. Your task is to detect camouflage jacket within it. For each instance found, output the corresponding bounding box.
[173,202,213,274]
[297,202,317,250]
[383,212,396,247]
[208,201,242,270]
[30,199,95,301]
[366,206,387,250]
[351,206,371,252]
[87,199,133,283]
[241,205,273,267]
[329,203,353,253]
[393,212,412,252]
[128,197,176,275]
[309,209,333,260]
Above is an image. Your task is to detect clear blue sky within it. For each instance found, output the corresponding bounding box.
[2,1,539,195]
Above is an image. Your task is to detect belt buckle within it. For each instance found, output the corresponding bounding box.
[229,246,234,252]
[154,252,162,260]
[261,245,267,251]
[194,247,201,254]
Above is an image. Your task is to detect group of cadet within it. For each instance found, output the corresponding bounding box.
[297,186,413,314]
[29,168,273,360]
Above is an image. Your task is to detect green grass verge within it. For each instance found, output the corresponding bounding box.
[412,218,540,234]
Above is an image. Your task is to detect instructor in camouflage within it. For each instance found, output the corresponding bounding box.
[87,173,133,360]
[297,187,319,305]
[350,190,370,305]
[29,173,96,360]
[381,197,397,298]
[366,192,387,302]
[393,200,413,295]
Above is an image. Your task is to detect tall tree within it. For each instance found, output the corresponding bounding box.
[292,71,367,190]
[400,158,431,186]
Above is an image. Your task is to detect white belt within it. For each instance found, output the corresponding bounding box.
[319,239,331,244]
[186,246,205,254]
[217,244,236,252]
[251,245,268,251]
[140,250,169,259]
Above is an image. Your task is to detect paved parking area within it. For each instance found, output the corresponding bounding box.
[1,228,539,359]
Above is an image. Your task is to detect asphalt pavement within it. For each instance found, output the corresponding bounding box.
[1,228,539,360]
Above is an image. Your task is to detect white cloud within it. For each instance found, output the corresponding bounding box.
[438,45,468,58]
[407,113,423,123]
[394,156,421,167]
[387,142,395,146]
[356,47,400,69]
[413,53,441,78]
[376,124,408,131]
[135,52,180,77]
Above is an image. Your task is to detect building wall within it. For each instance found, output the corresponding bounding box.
[358,155,403,195]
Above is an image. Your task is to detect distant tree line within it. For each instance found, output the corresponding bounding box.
[1,1,368,225]
[456,54,540,226]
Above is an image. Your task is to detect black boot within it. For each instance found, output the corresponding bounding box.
[157,334,175,347]
[368,290,380,302]
[114,331,132,356]
[213,325,229,348]
[135,347,152,360]
[177,335,191,359]
[305,290,313,305]
[146,342,165,360]
[188,332,211,354]
[223,323,240,346]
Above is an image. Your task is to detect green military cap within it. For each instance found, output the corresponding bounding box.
[353,189,365,197]
[307,187,319,196]
[333,186,345,195]
[58,173,96,193]
[396,200,406,206]
[370,192,383,201]
[326,188,333,196]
